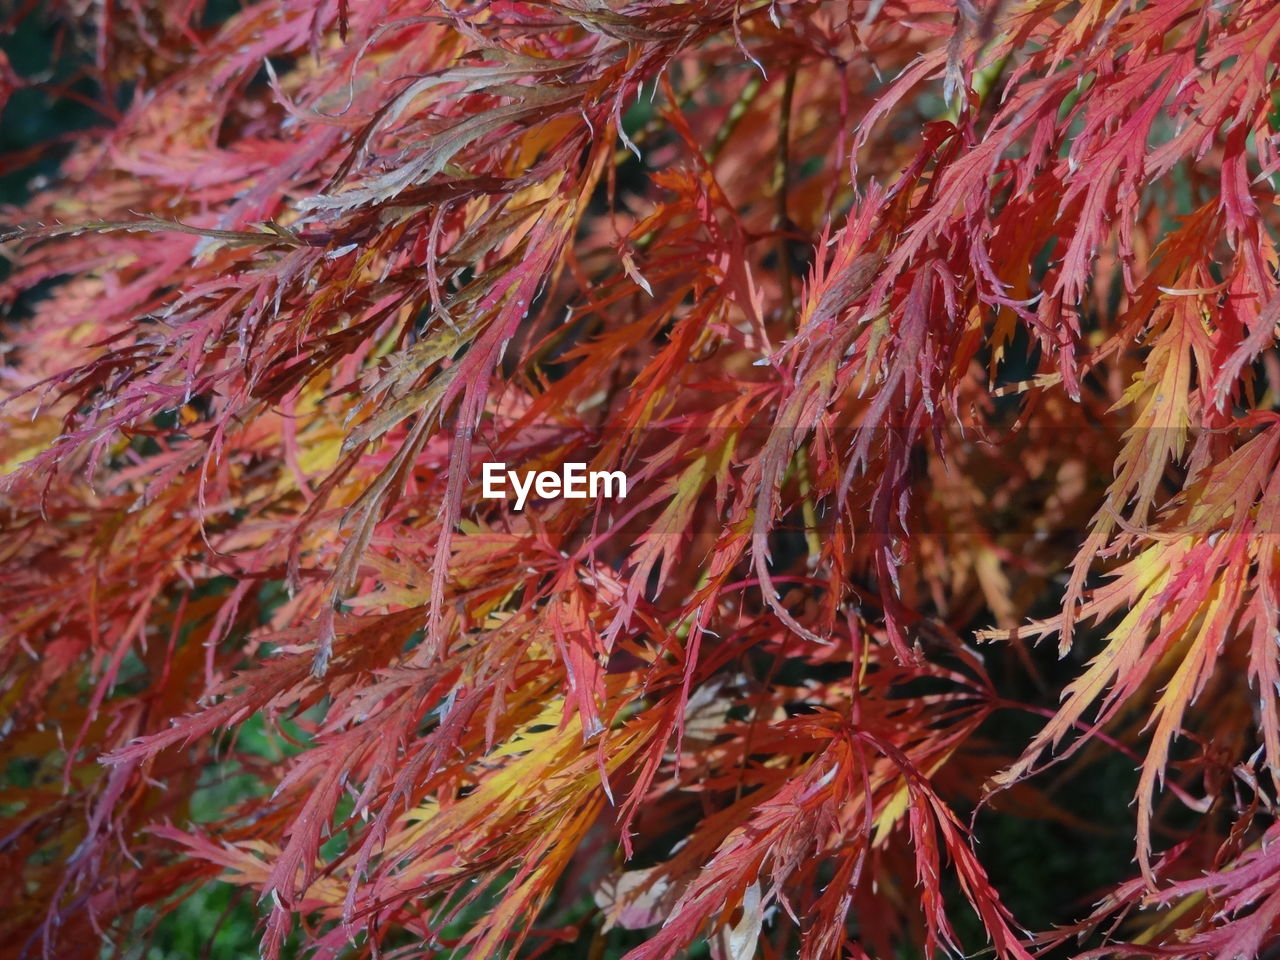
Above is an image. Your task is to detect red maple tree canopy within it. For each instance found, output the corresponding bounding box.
[2,0,1280,957]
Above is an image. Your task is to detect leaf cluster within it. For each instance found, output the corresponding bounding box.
[2,1,1280,958]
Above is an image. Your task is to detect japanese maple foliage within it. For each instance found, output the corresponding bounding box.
[3,0,1280,957]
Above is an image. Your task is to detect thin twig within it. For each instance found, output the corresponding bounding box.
[705,72,764,165]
